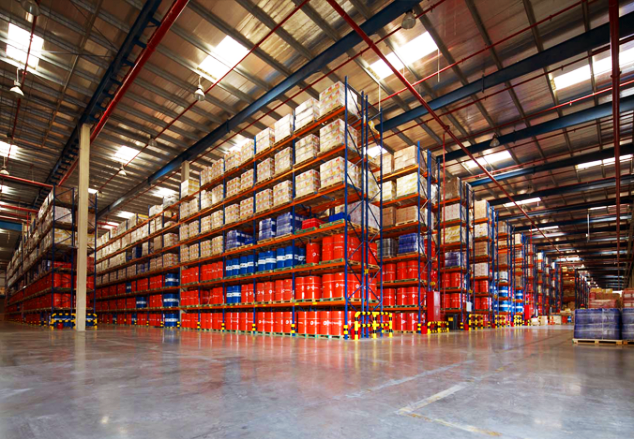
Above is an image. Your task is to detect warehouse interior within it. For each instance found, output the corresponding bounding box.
[1,0,634,438]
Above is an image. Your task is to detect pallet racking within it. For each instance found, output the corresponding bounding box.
[5,187,98,328]
[472,200,494,325]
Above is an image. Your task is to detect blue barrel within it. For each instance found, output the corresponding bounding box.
[265,251,275,271]
[284,245,294,268]
[515,290,524,300]
[257,253,265,272]
[246,254,255,274]
[276,248,286,269]
[298,247,306,265]
[136,296,147,308]
[239,256,248,275]
[163,293,179,308]
[165,273,179,287]
[515,304,524,314]
[499,287,509,297]
[226,285,241,304]
[126,282,133,293]
[492,300,499,312]
[164,313,179,328]
[500,302,511,313]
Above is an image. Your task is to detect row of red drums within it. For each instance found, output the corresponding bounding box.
[382,262,432,281]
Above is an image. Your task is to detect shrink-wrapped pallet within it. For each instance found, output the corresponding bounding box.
[474,199,489,220]
[275,114,293,142]
[382,181,396,201]
[211,159,224,180]
[211,184,223,205]
[180,245,189,263]
[225,149,240,171]
[225,204,239,224]
[201,165,212,186]
[474,223,489,239]
[201,215,211,234]
[188,221,199,239]
[164,253,178,267]
[319,157,360,189]
[396,173,425,198]
[226,177,240,198]
[475,241,489,258]
[179,225,189,242]
[189,243,200,261]
[164,233,178,247]
[201,190,212,210]
[396,206,423,225]
[441,204,465,223]
[180,177,199,199]
[295,170,320,198]
[241,169,254,192]
[275,147,292,175]
[295,134,319,165]
[475,262,489,278]
[200,240,212,258]
[273,180,292,207]
[363,169,379,200]
[383,207,396,228]
[319,81,358,117]
[256,128,275,155]
[241,140,254,164]
[212,236,224,255]
[212,210,224,230]
[256,189,273,213]
[443,177,462,201]
[240,198,253,220]
[257,158,274,183]
[319,119,360,153]
[294,98,320,132]
[441,225,464,244]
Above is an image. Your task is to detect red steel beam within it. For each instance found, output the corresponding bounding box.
[1,174,53,189]
[609,0,622,274]
[0,203,37,213]
[58,0,189,186]
[324,0,558,246]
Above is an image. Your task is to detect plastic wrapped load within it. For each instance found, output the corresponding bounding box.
[189,243,200,261]
[393,145,437,175]
[257,158,274,183]
[200,239,212,258]
[379,238,396,258]
[474,223,489,239]
[258,218,276,241]
[179,224,189,242]
[225,203,239,224]
[443,176,462,201]
[226,230,253,250]
[474,262,489,278]
[474,199,490,220]
[622,309,634,340]
[201,190,212,210]
[474,241,490,258]
[395,205,433,227]
[319,119,360,153]
[201,165,213,186]
[211,236,224,255]
[180,177,199,199]
[240,198,253,220]
[398,233,425,254]
[277,212,304,236]
[275,113,293,142]
[294,98,320,132]
[441,203,465,223]
[211,210,224,229]
[443,251,463,268]
[225,149,240,171]
[240,169,254,192]
[320,157,360,189]
[226,177,240,198]
[295,169,320,198]
[383,206,396,228]
[241,139,255,164]
[319,81,358,117]
[396,173,425,198]
[348,200,380,230]
[211,184,224,205]
[256,128,275,155]
[255,189,273,213]
[363,169,379,200]
[382,181,396,201]
[201,215,211,234]
[295,134,319,165]
[574,309,621,340]
[211,158,224,180]
[441,225,464,244]
[273,180,292,207]
[275,147,292,175]
[188,221,199,239]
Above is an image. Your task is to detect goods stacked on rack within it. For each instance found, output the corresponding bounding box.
[562,267,575,307]
[510,232,525,323]
[439,176,469,328]
[379,145,439,333]
[495,221,511,325]
[472,200,493,325]
[524,240,535,318]
[5,187,98,328]
[96,79,387,339]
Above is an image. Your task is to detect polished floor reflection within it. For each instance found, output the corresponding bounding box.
[1,323,632,438]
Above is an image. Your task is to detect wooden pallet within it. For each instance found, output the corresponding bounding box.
[319,296,345,302]
[573,339,629,345]
[394,219,419,227]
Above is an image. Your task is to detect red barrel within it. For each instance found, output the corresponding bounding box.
[442,293,451,309]
[346,274,361,299]
[304,276,322,300]
[384,288,396,306]
[307,311,319,335]
[283,279,293,301]
[319,311,331,336]
[246,312,254,332]
[239,312,247,331]
[383,263,396,282]
[243,284,254,303]
[265,311,274,332]
[296,277,306,300]
[257,311,265,331]
[397,262,407,280]
[274,280,284,301]
[322,236,333,261]
[407,287,418,306]
[333,234,345,259]
[273,312,283,332]
[330,311,344,336]
[283,311,292,333]
[407,312,417,332]
[397,288,407,306]
[368,242,378,265]
[406,260,419,279]
[450,293,463,309]
[296,311,307,334]
[333,273,345,299]
[263,282,273,302]
[306,242,320,264]
[256,283,265,302]
[322,274,334,299]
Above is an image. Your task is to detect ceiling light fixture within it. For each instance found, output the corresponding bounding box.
[195,76,205,101]
[119,163,127,176]
[10,68,24,97]
[148,137,157,147]
[18,0,41,16]
[490,133,500,147]
[0,157,9,176]
[401,10,416,30]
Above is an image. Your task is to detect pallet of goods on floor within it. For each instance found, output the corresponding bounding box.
[5,187,98,328]
[94,80,393,339]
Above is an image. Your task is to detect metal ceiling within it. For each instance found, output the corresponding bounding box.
[0,0,632,288]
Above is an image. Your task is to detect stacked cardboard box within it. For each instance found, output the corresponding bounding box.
[623,289,634,308]
[201,215,211,233]
[256,128,275,155]
[295,135,319,164]
[226,204,239,224]
[474,199,489,220]
[256,189,273,213]
[200,240,212,258]
[319,81,358,117]
[273,181,292,207]
[474,223,489,238]
[382,181,396,201]
[275,147,292,175]
[226,177,240,198]
[211,159,224,180]
[241,140,254,164]
[475,241,489,257]
[588,289,622,309]
[211,185,223,205]
[226,149,240,171]
[394,146,418,171]
[295,170,320,198]
[442,204,465,223]
[320,157,360,189]
[257,158,274,182]
[441,225,463,244]
[201,190,212,210]
[212,210,223,230]
[181,177,199,199]
[275,114,293,142]
[474,263,489,278]
[319,119,360,153]
[295,98,320,132]
[241,170,254,192]
[240,198,253,220]
[211,236,223,255]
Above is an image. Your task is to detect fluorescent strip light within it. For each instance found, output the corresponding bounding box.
[88,188,98,194]
[554,47,634,90]
[369,32,437,79]
[503,197,541,208]
[154,187,176,197]
[577,154,632,170]
[0,141,16,157]
[117,211,135,219]
[465,150,512,169]
[199,36,249,82]
[114,146,138,163]
[539,225,559,231]
[7,24,43,69]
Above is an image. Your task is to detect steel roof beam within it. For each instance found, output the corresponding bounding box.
[101,0,422,217]
[501,196,633,221]
[383,11,634,131]
[515,215,632,232]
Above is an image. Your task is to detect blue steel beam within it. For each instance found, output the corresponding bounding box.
[490,175,634,206]
[534,226,630,243]
[515,214,632,232]
[0,220,22,232]
[471,145,634,187]
[101,0,421,217]
[42,0,163,190]
[384,11,634,131]
[501,196,634,221]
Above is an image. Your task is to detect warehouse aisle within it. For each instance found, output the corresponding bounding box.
[1,324,632,439]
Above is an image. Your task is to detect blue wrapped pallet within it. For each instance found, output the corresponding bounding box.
[258,218,276,241]
[398,233,425,254]
[622,309,634,340]
[574,309,621,340]
[276,212,305,236]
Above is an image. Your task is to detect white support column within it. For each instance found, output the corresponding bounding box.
[181,161,190,184]
[76,123,91,331]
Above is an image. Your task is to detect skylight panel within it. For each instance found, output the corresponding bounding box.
[554,47,634,90]
[369,32,437,79]
[576,154,632,170]
[198,36,249,82]
[7,24,43,69]
[465,150,512,169]
[114,146,138,163]
[503,197,541,208]
[117,211,135,219]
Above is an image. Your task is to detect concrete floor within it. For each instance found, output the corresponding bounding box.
[1,324,633,439]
